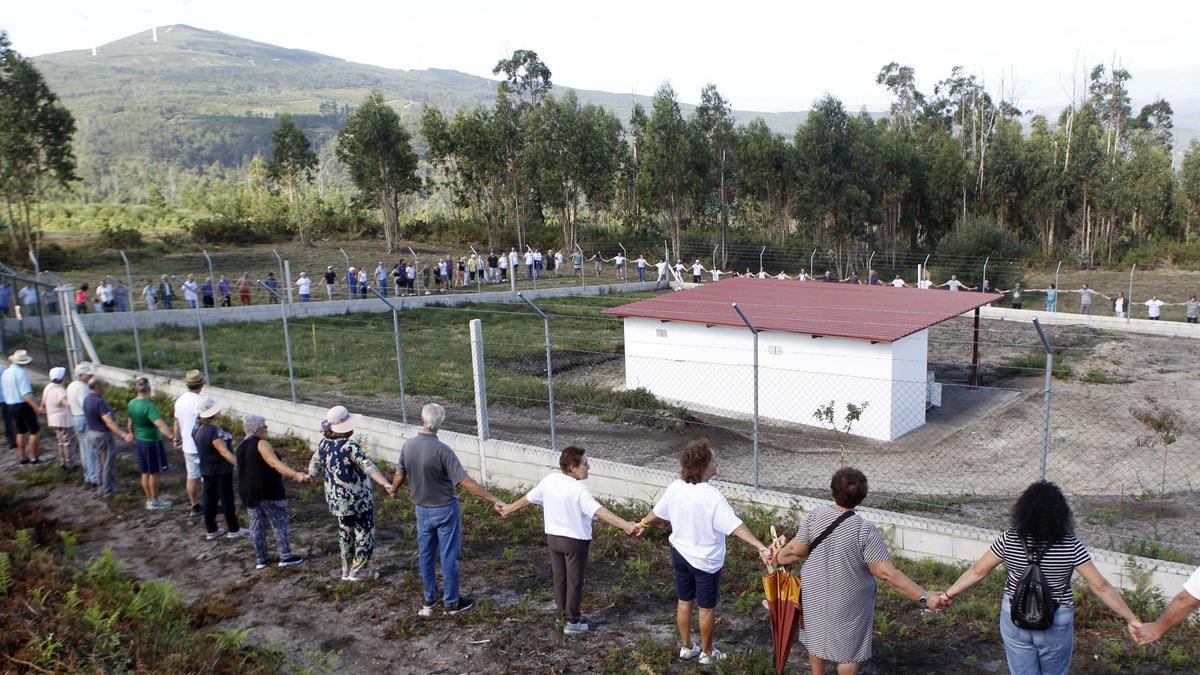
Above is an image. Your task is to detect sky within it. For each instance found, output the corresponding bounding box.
[6,0,1200,112]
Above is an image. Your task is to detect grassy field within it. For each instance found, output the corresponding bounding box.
[89,293,688,429]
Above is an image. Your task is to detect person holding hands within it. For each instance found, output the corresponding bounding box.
[500,446,643,636]
[638,439,772,665]
[771,467,946,675]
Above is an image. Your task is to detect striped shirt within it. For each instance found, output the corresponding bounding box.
[990,529,1091,607]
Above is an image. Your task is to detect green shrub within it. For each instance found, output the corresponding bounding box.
[933,215,1028,290]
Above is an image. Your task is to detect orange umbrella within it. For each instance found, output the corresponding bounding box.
[763,527,802,674]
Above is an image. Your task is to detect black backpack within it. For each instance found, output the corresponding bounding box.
[1010,536,1059,630]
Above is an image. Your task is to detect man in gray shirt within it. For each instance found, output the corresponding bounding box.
[1072,283,1109,315]
[392,402,506,617]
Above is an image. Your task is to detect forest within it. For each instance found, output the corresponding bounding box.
[5,33,1200,272]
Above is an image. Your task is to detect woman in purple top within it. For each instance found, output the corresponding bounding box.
[218,276,232,307]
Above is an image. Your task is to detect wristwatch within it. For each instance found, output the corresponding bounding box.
[918,591,929,607]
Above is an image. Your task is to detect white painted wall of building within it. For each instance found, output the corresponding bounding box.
[620,317,929,441]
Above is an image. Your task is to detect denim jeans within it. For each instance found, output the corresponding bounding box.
[74,414,96,484]
[415,501,462,606]
[999,596,1075,675]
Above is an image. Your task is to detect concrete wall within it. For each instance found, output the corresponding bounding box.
[620,317,927,441]
[91,361,1194,597]
[9,281,662,335]
[981,305,1200,339]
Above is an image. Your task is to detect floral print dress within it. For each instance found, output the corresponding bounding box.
[309,436,380,516]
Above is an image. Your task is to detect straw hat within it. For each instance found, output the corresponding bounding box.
[8,350,32,365]
[325,405,360,434]
[197,398,224,419]
[183,369,205,386]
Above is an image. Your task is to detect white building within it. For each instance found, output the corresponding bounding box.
[604,277,1000,441]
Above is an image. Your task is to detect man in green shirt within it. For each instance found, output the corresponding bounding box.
[127,377,176,510]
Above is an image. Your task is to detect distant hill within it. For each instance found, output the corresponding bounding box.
[32,25,808,175]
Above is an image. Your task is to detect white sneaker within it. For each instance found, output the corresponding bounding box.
[205,529,226,540]
[679,643,701,660]
[418,604,435,618]
[699,648,727,665]
[225,529,248,539]
[563,620,589,636]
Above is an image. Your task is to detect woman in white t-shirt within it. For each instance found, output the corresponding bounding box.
[638,440,771,665]
[502,447,640,636]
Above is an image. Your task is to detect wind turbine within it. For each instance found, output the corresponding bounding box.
[73,11,98,56]
[142,6,158,42]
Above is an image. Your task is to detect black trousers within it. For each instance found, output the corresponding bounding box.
[0,403,14,447]
[202,472,241,534]
[547,534,590,621]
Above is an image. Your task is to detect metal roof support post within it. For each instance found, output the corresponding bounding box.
[732,302,760,489]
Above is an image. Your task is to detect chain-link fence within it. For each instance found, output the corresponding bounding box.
[0,268,71,373]
[85,281,1200,563]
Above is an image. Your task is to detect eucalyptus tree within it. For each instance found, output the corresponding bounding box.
[0,31,77,256]
[336,92,420,253]
[694,84,736,265]
[267,114,318,245]
[639,84,707,258]
[421,104,508,248]
[734,119,793,244]
[528,91,623,249]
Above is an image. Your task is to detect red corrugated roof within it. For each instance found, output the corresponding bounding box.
[603,277,1003,342]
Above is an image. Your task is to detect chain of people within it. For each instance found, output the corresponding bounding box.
[0,246,1194,324]
[4,355,1198,672]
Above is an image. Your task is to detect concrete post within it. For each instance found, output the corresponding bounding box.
[366,286,407,425]
[469,319,489,443]
[283,259,294,308]
[57,286,79,372]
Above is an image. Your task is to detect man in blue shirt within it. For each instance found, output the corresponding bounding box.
[2,350,41,463]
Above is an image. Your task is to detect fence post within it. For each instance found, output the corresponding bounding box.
[56,286,79,372]
[339,247,352,299]
[1054,260,1062,293]
[272,249,291,306]
[119,251,144,372]
[1127,264,1135,323]
[980,256,990,292]
[575,244,585,289]
[367,286,408,425]
[518,293,556,452]
[732,303,760,489]
[172,274,209,384]
[469,319,489,446]
[257,281,297,404]
[407,247,421,296]
[1032,318,1053,480]
[283,260,294,309]
[202,248,218,309]
[618,242,627,282]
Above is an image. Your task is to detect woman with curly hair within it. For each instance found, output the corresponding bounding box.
[943,481,1140,675]
[638,439,772,665]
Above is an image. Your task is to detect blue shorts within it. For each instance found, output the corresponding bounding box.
[671,547,722,609]
[135,440,168,474]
